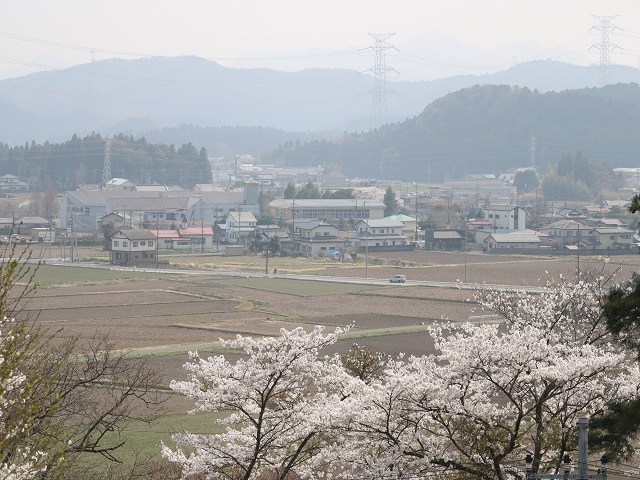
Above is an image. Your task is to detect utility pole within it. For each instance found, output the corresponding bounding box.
[369,33,396,129]
[265,225,270,274]
[577,222,581,282]
[234,154,239,188]
[525,418,608,479]
[464,219,467,283]
[590,15,619,87]
[413,182,419,242]
[364,201,368,278]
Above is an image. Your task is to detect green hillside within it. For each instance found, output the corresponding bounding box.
[263,83,640,182]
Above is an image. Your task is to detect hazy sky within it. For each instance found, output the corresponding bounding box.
[3,0,640,81]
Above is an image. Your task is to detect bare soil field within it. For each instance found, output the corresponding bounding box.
[26,250,640,415]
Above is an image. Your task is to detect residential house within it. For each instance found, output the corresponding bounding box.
[226,211,257,244]
[349,219,411,252]
[177,226,214,250]
[156,229,184,250]
[539,208,587,225]
[541,219,590,248]
[0,217,50,239]
[0,174,30,192]
[294,220,345,257]
[255,174,282,195]
[424,230,465,250]
[98,212,129,229]
[578,226,635,251]
[385,214,417,241]
[134,185,186,192]
[467,219,495,243]
[482,204,527,231]
[485,233,542,250]
[592,218,628,229]
[110,229,157,266]
[15,217,50,235]
[254,224,292,250]
[583,205,612,216]
[104,178,135,191]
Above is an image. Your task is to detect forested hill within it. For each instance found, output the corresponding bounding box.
[0,133,212,190]
[262,83,640,182]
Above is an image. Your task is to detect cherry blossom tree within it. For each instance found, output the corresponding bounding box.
[162,326,350,480]
[330,273,640,479]
[0,317,47,479]
[164,270,640,480]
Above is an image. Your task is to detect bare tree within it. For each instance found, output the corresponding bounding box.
[0,242,169,479]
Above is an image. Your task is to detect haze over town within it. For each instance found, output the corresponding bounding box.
[4,0,640,81]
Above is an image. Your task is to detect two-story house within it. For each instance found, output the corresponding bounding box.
[577,226,635,251]
[482,205,527,231]
[294,220,344,257]
[0,174,30,192]
[350,219,411,252]
[110,229,157,266]
[225,211,257,244]
[541,219,590,248]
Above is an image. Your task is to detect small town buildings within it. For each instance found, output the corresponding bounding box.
[443,175,516,201]
[60,181,260,233]
[110,229,157,266]
[268,198,385,225]
[293,220,345,257]
[0,217,50,238]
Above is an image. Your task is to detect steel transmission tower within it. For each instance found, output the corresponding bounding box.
[102,137,112,188]
[529,134,537,177]
[590,15,619,87]
[369,33,395,129]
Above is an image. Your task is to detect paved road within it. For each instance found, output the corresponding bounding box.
[40,258,547,293]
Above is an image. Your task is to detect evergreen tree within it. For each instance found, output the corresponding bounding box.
[283,182,296,199]
[383,187,398,216]
[513,169,539,193]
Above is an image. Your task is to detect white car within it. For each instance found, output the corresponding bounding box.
[390,275,406,283]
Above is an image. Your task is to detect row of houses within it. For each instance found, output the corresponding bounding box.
[110,214,414,265]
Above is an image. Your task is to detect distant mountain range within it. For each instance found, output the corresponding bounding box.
[1,56,640,153]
